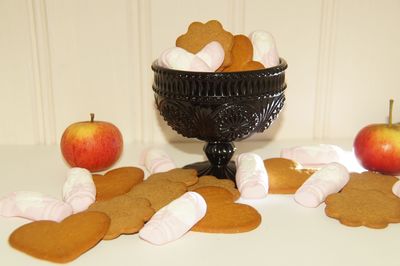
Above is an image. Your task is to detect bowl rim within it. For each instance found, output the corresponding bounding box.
[152,57,287,76]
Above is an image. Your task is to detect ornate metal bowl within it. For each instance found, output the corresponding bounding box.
[152,58,287,182]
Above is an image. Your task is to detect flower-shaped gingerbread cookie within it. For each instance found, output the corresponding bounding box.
[87,195,154,240]
[325,188,400,229]
[191,186,261,233]
[342,171,398,194]
[176,20,233,68]
[126,179,187,211]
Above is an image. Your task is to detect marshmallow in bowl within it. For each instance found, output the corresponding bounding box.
[0,191,73,222]
[195,41,225,71]
[157,47,211,72]
[248,30,279,68]
[157,41,224,72]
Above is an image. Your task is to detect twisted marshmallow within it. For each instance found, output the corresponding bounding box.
[249,31,279,68]
[139,192,206,245]
[235,153,269,199]
[280,144,343,168]
[141,148,176,174]
[157,41,224,72]
[294,162,349,208]
[0,191,72,222]
[62,167,96,213]
[392,179,400,198]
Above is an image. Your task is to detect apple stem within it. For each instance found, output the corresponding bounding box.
[389,99,394,127]
[90,113,95,123]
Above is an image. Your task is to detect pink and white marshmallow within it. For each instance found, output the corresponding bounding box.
[139,192,206,245]
[195,41,225,71]
[235,153,269,199]
[157,41,224,72]
[140,148,176,174]
[248,31,279,68]
[280,144,344,168]
[62,167,96,213]
[294,162,350,208]
[392,179,400,198]
[0,191,73,222]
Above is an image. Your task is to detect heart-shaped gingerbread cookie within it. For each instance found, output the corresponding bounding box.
[9,211,110,263]
[191,186,261,233]
[264,158,315,194]
[93,166,144,201]
[221,35,264,72]
[188,175,240,201]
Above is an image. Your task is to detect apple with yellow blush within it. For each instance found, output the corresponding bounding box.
[60,114,123,172]
[354,99,400,175]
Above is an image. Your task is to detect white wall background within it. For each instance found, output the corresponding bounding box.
[0,0,399,145]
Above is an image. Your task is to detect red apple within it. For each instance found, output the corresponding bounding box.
[60,114,123,172]
[354,99,400,175]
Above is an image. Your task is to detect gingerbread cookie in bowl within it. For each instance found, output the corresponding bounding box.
[221,34,264,72]
[157,19,281,73]
[176,20,234,69]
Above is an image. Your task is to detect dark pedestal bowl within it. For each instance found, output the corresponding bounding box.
[152,58,287,183]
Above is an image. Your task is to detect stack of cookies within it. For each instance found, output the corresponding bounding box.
[4,166,261,263]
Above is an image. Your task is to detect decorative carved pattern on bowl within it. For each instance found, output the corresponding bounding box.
[152,58,288,181]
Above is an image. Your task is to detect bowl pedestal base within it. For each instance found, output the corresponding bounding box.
[183,141,237,182]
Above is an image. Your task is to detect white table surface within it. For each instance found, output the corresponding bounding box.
[0,140,399,266]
